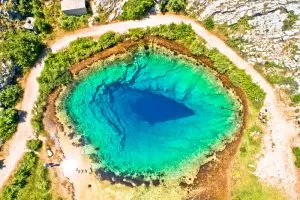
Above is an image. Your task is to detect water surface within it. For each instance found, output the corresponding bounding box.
[64,49,240,178]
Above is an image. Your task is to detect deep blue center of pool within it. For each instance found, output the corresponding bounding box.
[111,86,195,125]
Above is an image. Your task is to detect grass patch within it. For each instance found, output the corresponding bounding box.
[292,147,300,168]
[283,11,298,31]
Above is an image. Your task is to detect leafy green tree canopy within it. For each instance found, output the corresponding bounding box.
[0,84,22,108]
[0,29,43,70]
[120,0,154,20]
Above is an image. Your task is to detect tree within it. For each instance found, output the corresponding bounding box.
[0,29,43,70]
[120,0,154,20]
[0,84,23,108]
[26,139,43,151]
[166,0,187,13]
[17,0,33,17]
[0,108,18,141]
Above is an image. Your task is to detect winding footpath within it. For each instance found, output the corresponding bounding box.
[0,14,298,198]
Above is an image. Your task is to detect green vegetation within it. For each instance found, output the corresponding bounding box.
[1,152,38,199]
[0,84,22,109]
[0,29,43,70]
[291,94,300,104]
[31,0,52,34]
[128,28,146,41]
[26,139,43,151]
[0,29,42,144]
[119,0,154,20]
[0,108,18,142]
[60,14,89,31]
[159,0,187,13]
[231,16,253,32]
[227,36,244,50]
[98,31,122,49]
[293,147,300,168]
[203,17,215,30]
[283,11,298,31]
[1,152,52,200]
[95,5,108,23]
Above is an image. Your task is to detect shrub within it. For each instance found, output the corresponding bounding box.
[293,147,300,168]
[227,37,244,49]
[26,139,43,151]
[0,84,23,108]
[203,17,215,30]
[98,31,121,49]
[0,29,43,70]
[128,28,146,41]
[291,94,300,104]
[160,0,187,13]
[283,11,298,31]
[230,17,253,32]
[60,14,89,31]
[0,108,18,142]
[119,0,154,20]
[189,40,207,56]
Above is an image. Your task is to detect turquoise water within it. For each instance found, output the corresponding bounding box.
[64,49,240,178]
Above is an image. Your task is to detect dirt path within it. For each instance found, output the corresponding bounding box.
[0,14,298,198]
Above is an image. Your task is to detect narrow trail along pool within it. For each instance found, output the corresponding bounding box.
[63,48,241,179]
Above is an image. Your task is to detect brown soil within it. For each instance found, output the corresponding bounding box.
[44,37,248,200]
[42,88,75,200]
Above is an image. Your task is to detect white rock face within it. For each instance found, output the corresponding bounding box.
[188,0,300,89]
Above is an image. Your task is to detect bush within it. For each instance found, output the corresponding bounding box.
[189,40,207,56]
[291,94,300,104]
[159,0,187,13]
[98,31,121,49]
[293,147,300,168]
[203,17,215,30]
[0,29,43,70]
[128,28,146,41]
[0,84,22,108]
[26,139,43,151]
[227,37,244,49]
[60,14,89,31]
[0,108,18,142]
[119,0,154,20]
